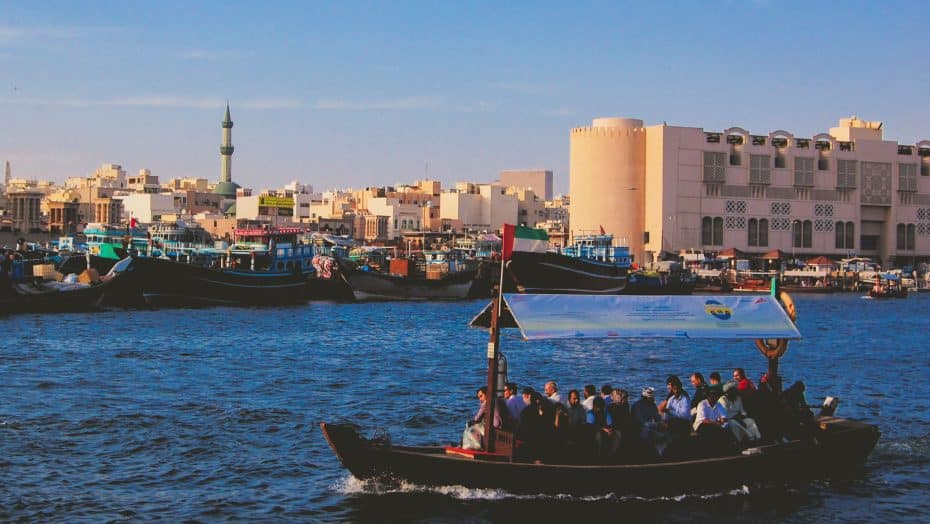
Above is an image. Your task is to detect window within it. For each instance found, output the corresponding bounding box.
[702,216,724,246]
[792,220,812,248]
[837,159,857,188]
[922,156,930,177]
[747,218,769,247]
[703,152,726,182]
[818,157,830,171]
[898,223,917,250]
[774,154,786,169]
[835,221,855,250]
[749,155,771,184]
[794,157,814,187]
[899,163,917,192]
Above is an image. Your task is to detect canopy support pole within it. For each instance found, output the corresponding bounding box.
[484,285,501,452]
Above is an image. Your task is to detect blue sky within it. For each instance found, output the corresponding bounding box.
[1,1,928,195]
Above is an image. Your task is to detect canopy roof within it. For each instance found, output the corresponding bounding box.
[760,249,789,260]
[805,255,835,267]
[471,294,801,341]
[717,247,746,259]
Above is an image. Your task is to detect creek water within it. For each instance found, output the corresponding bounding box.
[2,293,928,521]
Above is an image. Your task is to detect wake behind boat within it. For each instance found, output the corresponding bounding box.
[322,286,879,496]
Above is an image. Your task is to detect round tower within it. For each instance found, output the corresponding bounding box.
[569,117,646,263]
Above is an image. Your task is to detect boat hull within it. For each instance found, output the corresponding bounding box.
[321,418,879,496]
[127,257,308,307]
[506,251,628,294]
[0,279,116,314]
[345,269,477,301]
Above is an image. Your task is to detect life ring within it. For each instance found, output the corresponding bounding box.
[755,290,797,359]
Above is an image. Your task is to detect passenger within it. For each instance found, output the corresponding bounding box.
[503,382,526,424]
[693,386,735,455]
[707,372,723,399]
[600,384,614,405]
[608,388,632,429]
[472,386,503,429]
[733,368,756,394]
[581,384,598,411]
[517,392,558,462]
[658,375,692,438]
[690,372,709,413]
[544,380,567,408]
[565,389,587,428]
[631,387,670,456]
[718,382,762,444]
[585,396,621,461]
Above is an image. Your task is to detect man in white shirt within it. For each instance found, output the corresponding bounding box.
[544,380,567,407]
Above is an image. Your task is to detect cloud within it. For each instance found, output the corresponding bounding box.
[0,95,301,110]
[312,96,442,110]
[0,25,119,45]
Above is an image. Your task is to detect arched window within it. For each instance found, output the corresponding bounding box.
[835,221,845,249]
[793,220,813,248]
[713,217,723,246]
[897,223,907,250]
[759,218,769,247]
[702,216,713,245]
[748,218,759,246]
[908,223,916,250]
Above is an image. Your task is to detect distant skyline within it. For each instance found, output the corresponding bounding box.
[2,1,929,196]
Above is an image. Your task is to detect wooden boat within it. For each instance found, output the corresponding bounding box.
[339,247,479,301]
[867,274,908,299]
[322,287,880,496]
[0,257,131,314]
[123,227,312,307]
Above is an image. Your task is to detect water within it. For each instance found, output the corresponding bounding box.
[2,294,928,522]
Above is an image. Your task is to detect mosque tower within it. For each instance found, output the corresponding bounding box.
[213,102,240,198]
[4,160,10,187]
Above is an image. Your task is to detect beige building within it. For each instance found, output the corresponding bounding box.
[571,116,930,267]
[499,169,553,200]
[439,182,518,233]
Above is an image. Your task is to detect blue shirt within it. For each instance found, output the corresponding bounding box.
[665,393,691,421]
[506,395,526,421]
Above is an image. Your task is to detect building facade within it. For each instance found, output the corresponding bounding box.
[499,169,553,201]
[571,116,930,267]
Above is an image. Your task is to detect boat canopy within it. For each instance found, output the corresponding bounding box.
[470,294,801,341]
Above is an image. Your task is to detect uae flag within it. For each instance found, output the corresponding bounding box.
[502,224,549,261]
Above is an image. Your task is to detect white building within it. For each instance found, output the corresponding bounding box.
[118,193,176,223]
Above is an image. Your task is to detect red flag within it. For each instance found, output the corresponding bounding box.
[599,224,606,235]
[130,217,138,228]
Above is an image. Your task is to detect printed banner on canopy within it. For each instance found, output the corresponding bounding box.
[500,294,801,341]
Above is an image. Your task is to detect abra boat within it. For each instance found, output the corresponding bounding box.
[867,274,908,299]
[0,257,132,314]
[322,291,879,497]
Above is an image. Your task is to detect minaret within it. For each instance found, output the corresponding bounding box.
[220,103,234,183]
[4,160,10,187]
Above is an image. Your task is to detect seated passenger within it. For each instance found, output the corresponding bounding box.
[718,381,762,444]
[544,380,567,408]
[658,375,692,437]
[600,384,614,405]
[503,382,526,423]
[693,386,736,454]
[472,386,504,429]
[631,387,670,456]
[581,384,598,411]
[608,388,633,433]
[689,372,709,414]
[585,396,621,461]
[566,389,587,428]
[517,392,558,462]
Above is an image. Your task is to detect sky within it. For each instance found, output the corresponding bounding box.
[1,1,928,196]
